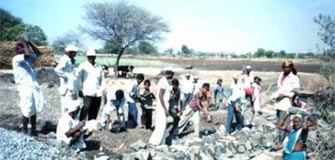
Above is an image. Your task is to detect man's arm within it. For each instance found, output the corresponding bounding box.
[65,121,86,137]
[28,42,42,57]
[277,111,289,131]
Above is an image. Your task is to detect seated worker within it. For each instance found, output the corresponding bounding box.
[277,111,317,160]
[178,83,210,137]
[56,100,86,152]
[101,89,126,130]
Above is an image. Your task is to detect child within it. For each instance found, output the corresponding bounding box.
[101,89,126,129]
[213,78,224,109]
[252,76,262,115]
[139,79,156,129]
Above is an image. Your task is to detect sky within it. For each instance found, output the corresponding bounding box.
[1,0,335,54]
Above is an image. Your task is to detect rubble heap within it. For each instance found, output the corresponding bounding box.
[0,41,58,69]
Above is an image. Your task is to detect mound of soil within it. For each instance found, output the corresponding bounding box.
[0,41,58,69]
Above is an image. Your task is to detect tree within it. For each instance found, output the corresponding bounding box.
[181,45,191,55]
[138,41,158,54]
[265,50,274,58]
[314,14,335,84]
[314,14,335,49]
[81,1,169,74]
[24,24,48,46]
[104,41,118,54]
[51,31,84,55]
[254,48,266,57]
[0,8,24,41]
[278,50,286,58]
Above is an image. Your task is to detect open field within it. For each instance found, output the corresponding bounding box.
[67,55,321,73]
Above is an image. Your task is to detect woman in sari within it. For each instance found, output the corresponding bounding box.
[277,111,316,160]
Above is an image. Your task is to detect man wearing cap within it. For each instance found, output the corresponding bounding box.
[12,35,43,136]
[192,76,201,96]
[149,70,174,146]
[55,45,78,114]
[56,100,86,151]
[181,73,193,110]
[77,49,105,121]
[274,60,300,144]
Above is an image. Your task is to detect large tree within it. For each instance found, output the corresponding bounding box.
[24,24,48,46]
[81,1,169,73]
[0,8,24,41]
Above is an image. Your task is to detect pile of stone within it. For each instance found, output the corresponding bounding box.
[0,41,58,69]
[121,114,282,160]
[0,127,76,160]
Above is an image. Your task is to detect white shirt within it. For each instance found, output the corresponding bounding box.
[182,77,194,94]
[56,113,86,149]
[77,61,105,97]
[239,74,253,89]
[227,82,245,105]
[275,72,300,111]
[156,76,170,106]
[12,53,38,87]
[54,55,76,95]
[276,72,300,97]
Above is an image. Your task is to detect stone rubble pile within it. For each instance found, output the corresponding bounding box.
[0,127,76,160]
[117,113,282,160]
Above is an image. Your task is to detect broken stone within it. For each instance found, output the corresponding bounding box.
[237,144,247,153]
[245,140,253,150]
[130,140,147,151]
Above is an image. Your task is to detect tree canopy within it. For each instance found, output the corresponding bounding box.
[81,1,169,73]
[0,8,48,45]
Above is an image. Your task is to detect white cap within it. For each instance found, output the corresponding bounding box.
[65,45,78,52]
[86,49,96,56]
[193,76,198,80]
[185,73,190,76]
[67,100,80,113]
[246,65,252,69]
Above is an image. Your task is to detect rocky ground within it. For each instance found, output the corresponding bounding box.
[0,67,332,160]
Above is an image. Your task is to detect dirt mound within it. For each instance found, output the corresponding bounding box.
[0,41,58,69]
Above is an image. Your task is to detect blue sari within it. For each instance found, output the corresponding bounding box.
[283,126,306,160]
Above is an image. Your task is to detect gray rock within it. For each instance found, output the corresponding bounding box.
[130,140,147,151]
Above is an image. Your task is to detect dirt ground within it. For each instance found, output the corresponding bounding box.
[0,58,328,157]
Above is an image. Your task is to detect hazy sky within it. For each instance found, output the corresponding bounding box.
[1,0,334,53]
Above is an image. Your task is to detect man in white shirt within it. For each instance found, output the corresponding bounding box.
[77,49,105,121]
[12,35,43,136]
[225,73,246,135]
[56,100,86,151]
[274,60,300,144]
[54,45,78,114]
[149,70,174,146]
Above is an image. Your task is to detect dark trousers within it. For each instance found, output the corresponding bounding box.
[140,104,153,129]
[225,103,244,134]
[80,96,101,121]
[168,107,180,139]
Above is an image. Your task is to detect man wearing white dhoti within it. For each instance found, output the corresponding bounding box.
[54,45,78,114]
[148,70,174,146]
[12,35,44,136]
